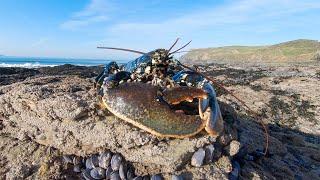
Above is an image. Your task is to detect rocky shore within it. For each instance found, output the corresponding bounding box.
[0,63,319,179]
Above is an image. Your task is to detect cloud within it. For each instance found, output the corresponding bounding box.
[109,0,320,34]
[31,38,50,48]
[61,0,110,30]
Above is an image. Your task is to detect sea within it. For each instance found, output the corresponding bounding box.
[0,56,129,68]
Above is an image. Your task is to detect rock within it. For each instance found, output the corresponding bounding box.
[191,148,205,167]
[215,156,232,173]
[0,76,218,173]
[224,140,240,156]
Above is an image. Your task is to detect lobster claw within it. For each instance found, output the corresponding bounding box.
[199,82,224,137]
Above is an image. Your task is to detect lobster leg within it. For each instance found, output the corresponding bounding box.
[200,82,224,137]
[95,61,120,90]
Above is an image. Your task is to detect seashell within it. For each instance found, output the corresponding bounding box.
[204,144,215,163]
[110,171,121,180]
[87,155,100,169]
[133,177,143,180]
[126,166,135,180]
[151,174,163,180]
[111,153,123,171]
[171,175,184,180]
[99,151,112,169]
[143,175,150,180]
[119,163,127,180]
[82,169,95,180]
[73,156,83,165]
[191,148,205,167]
[62,155,73,164]
[105,166,113,179]
[73,164,82,173]
[90,167,106,180]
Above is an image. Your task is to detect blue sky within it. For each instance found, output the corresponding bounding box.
[0,0,319,60]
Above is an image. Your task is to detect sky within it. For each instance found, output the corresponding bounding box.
[0,0,319,60]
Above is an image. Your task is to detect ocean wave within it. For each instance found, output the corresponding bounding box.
[0,62,57,68]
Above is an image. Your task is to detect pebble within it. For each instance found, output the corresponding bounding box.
[111,153,123,171]
[225,140,241,156]
[151,174,163,180]
[191,148,205,167]
[110,171,121,180]
[204,144,215,163]
[90,167,106,179]
[99,151,112,169]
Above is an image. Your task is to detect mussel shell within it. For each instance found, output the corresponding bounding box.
[73,164,82,173]
[133,177,143,180]
[99,151,112,169]
[110,171,121,180]
[82,169,95,180]
[105,166,113,179]
[62,155,73,164]
[151,174,163,180]
[119,163,127,179]
[86,155,99,169]
[90,167,106,179]
[111,154,123,171]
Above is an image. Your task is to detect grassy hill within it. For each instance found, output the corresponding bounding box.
[180,39,320,63]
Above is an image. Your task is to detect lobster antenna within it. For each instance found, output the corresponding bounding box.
[169,40,192,55]
[176,60,269,156]
[97,47,146,55]
[167,38,180,53]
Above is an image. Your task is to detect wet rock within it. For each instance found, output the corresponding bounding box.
[225,140,240,156]
[111,154,123,171]
[90,167,106,179]
[191,148,205,167]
